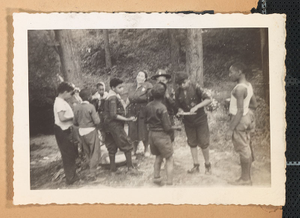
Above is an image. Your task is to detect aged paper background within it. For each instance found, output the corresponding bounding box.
[1,0,283,217]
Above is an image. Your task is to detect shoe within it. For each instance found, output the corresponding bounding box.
[153,177,163,185]
[127,167,143,176]
[205,163,212,175]
[110,169,122,176]
[230,178,252,186]
[187,164,200,174]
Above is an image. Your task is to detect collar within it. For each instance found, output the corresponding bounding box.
[81,101,90,104]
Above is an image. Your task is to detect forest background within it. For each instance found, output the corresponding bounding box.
[28,28,269,136]
[28,28,271,189]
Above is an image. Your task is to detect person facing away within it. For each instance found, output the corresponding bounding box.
[151,69,178,142]
[73,88,101,179]
[103,78,141,175]
[126,70,153,157]
[145,82,181,186]
[175,72,212,175]
[53,82,79,185]
[226,62,257,186]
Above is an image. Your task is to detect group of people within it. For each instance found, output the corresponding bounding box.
[53,62,257,186]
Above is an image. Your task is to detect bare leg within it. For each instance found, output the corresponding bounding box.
[143,140,150,157]
[201,147,210,165]
[190,147,199,164]
[166,156,174,185]
[154,155,163,178]
[133,141,139,155]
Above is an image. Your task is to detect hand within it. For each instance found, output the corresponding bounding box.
[225,129,233,141]
[176,108,184,116]
[128,116,137,122]
[190,106,199,113]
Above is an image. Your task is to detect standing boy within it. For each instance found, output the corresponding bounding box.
[53,82,79,185]
[226,63,257,186]
[151,69,178,142]
[145,82,180,185]
[103,78,140,175]
[73,88,101,179]
[175,72,212,175]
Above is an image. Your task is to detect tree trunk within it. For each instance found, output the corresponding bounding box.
[260,28,269,105]
[103,29,112,68]
[186,29,204,86]
[54,30,82,85]
[169,29,180,87]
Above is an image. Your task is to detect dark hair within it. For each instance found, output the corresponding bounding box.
[175,71,189,85]
[79,88,92,101]
[230,62,247,73]
[230,62,252,78]
[96,83,104,89]
[138,70,148,81]
[152,82,167,99]
[110,78,123,88]
[57,82,74,94]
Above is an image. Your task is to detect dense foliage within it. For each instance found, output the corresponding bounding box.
[28,28,264,135]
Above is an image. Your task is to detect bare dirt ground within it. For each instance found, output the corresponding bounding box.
[30,113,271,190]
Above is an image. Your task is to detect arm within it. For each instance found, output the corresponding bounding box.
[190,86,212,113]
[249,94,258,111]
[91,105,101,125]
[161,110,172,133]
[109,97,136,122]
[58,111,73,122]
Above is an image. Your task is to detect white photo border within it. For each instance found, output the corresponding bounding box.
[13,13,286,205]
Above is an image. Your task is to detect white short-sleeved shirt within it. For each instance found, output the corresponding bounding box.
[53,97,74,130]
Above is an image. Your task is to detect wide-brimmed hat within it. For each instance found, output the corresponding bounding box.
[151,69,171,80]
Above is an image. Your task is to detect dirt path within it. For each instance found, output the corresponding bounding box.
[30,133,271,190]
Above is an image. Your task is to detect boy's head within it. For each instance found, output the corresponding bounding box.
[96,82,105,96]
[110,78,124,94]
[229,62,248,81]
[152,82,167,99]
[79,88,92,101]
[175,72,190,90]
[57,82,75,99]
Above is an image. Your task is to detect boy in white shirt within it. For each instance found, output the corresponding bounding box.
[53,82,79,185]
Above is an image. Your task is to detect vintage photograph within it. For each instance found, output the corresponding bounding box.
[13,13,285,205]
[28,28,271,189]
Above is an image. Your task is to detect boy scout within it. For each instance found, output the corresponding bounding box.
[145,82,180,185]
[175,72,212,175]
[103,78,140,175]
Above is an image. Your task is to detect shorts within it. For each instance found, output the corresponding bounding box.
[105,122,133,155]
[184,121,210,149]
[149,131,173,159]
[232,110,256,161]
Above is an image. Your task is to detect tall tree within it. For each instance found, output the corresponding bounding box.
[103,29,112,68]
[54,30,82,85]
[260,28,269,105]
[169,29,180,86]
[186,29,204,86]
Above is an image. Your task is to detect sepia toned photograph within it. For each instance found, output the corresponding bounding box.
[13,13,286,205]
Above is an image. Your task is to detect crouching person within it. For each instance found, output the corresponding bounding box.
[73,88,101,180]
[145,82,181,186]
[104,78,141,175]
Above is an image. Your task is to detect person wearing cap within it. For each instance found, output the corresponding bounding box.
[151,69,178,142]
[126,71,153,157]
[145,82,180,186]
[175,72,212,175]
